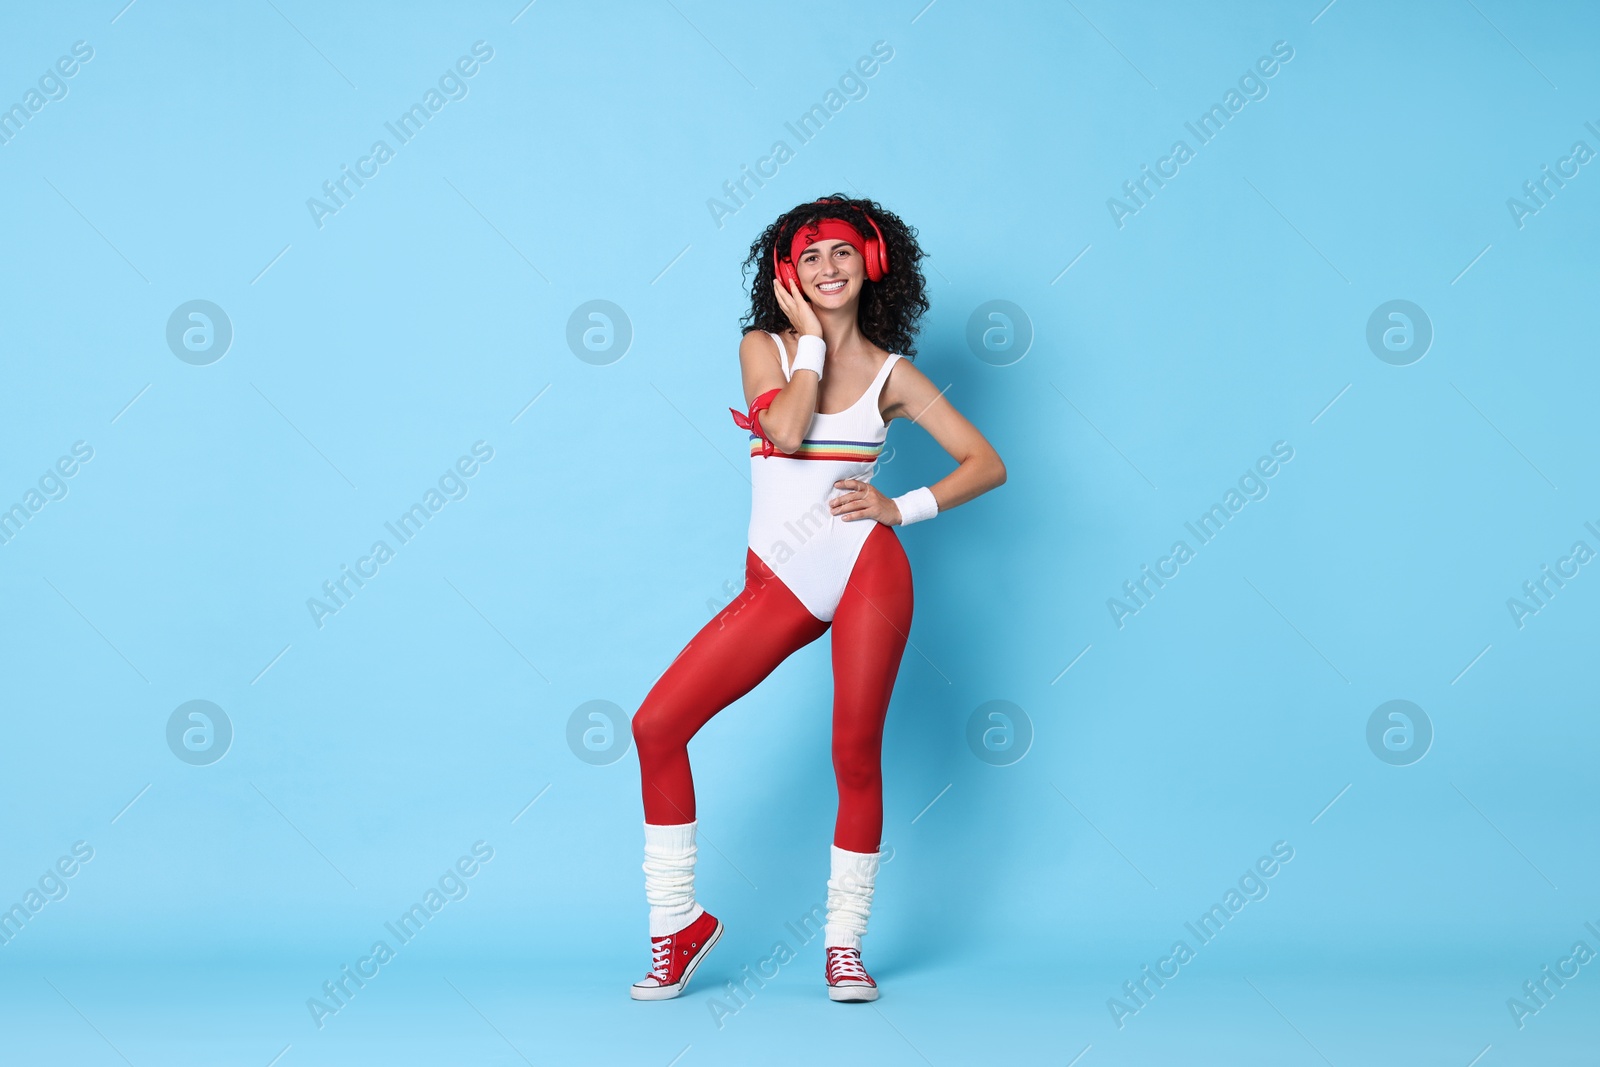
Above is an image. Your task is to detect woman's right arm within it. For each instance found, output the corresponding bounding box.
[736,275,825,454]
[738,330,819,455]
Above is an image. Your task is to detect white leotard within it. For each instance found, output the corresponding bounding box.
[743,332,903,623]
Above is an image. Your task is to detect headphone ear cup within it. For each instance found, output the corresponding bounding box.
[862,212,890,280]
[772,245,799,291]
[864,236,889,279]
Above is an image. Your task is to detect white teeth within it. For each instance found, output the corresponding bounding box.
[819,281,845,291]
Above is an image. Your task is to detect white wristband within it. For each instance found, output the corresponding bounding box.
[892,486,938,526]
[791,333,825,380]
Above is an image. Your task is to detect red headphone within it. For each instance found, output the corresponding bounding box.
[772,198,890,290]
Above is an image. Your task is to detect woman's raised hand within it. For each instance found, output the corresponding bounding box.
[772,275,823,338]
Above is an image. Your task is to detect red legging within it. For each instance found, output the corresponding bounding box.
[632,522,913,853]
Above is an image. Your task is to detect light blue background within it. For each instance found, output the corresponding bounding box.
[1,1,1596,1063]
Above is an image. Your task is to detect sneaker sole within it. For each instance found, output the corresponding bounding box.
[630,919,724,1001]
[827,982,879,1002]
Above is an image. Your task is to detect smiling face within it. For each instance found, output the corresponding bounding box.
[796,239,865,308]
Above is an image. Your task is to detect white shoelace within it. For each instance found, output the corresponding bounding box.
[649,938,673,981]
[828,947,869,982]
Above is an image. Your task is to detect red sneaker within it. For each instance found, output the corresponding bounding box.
[825,945,879,1002]
[630,909,723,1001]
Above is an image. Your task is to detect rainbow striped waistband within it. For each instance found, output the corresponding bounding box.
[748,434,884,462]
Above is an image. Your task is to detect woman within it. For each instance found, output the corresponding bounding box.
[629,195,1006,1002]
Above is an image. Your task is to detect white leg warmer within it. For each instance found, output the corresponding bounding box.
[823,844,881,949]
[643,820,706,937]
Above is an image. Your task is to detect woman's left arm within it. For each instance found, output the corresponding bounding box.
[830,359,1006,525]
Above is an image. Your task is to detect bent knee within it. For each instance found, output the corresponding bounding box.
[631,706,684,754]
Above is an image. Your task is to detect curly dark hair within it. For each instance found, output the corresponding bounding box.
[738,194,930,359]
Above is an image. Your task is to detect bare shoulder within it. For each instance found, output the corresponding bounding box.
[739,327,774,352]
[738,328,787,407]
[739,328,786,367]
[881,353,935,424]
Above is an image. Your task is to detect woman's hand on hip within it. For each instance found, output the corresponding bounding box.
[831,479,898,524]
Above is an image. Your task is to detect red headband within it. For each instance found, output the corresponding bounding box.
[788,217,868,264]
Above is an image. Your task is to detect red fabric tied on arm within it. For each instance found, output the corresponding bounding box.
[730,387,784,457]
